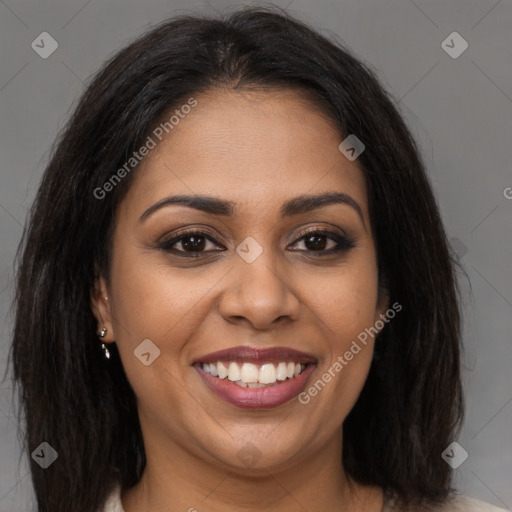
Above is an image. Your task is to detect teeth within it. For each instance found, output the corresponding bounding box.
[228,362,241,381]
[259,363,277,384]
[217,362,228,379]
[287,362,295,379]
[247,382,267,388]
[276,362,288,381]
[240,362,259,383]
[201,361,309,385]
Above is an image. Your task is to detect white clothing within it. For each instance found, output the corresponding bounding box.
[102,484,507,511]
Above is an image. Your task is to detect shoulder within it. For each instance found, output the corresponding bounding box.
[383,494,507,512]
[100,483,125,512]
[446,496,508,512]
[101,486,506,512]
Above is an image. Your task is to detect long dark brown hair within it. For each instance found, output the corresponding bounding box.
[9,6,464,511]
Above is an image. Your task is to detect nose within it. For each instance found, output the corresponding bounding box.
[218,250,301,331]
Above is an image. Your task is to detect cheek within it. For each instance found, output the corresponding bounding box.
[107,246,226,390]
[299,257,379,415]
[313,258,380,351]
[106,251,207,427]
[109,246,218,341]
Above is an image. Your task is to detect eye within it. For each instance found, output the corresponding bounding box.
[157,229,224,257]
[157,228,355,258]
[289,229,355,254]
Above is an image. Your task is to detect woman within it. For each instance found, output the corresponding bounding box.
[10,6,504,512]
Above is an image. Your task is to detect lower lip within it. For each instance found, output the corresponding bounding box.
[194,363,316,409]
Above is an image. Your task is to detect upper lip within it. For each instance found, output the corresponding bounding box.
[193,346,318,365]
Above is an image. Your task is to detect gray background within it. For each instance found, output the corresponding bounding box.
[0,0,511,510]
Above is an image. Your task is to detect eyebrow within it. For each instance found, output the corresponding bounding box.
[138,191,366,229]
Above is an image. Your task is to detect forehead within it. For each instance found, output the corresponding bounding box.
[121,88,369,220]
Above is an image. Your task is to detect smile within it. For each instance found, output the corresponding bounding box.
[200,361,308,387]
[193,346,317,409]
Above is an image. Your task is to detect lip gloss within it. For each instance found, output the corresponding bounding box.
[194,362,316,409]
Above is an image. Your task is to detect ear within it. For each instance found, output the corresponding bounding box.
[90,274,115,342]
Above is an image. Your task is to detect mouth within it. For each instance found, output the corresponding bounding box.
[198,360,309,387]
[193,346,317,409]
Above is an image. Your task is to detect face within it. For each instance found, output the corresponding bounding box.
[92,88,388,473]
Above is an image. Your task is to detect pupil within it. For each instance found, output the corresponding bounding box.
[179,234,328,252]
[306,234,326,251]
[183,235,205,251]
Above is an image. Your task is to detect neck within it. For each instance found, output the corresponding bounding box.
[121,425,383,512]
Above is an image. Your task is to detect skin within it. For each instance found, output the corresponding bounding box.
[92,88,389,512]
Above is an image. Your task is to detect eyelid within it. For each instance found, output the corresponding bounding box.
[156,228,223,251]
[156,225,356,256]
[292,224,349,243]
[288,227,356,252]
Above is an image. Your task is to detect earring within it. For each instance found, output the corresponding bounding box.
[98,327,110,360]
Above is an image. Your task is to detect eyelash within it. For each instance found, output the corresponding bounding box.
[157,228,356,258]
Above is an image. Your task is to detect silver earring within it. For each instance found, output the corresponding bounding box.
[101,343,111,360]
[98,327,110,359]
